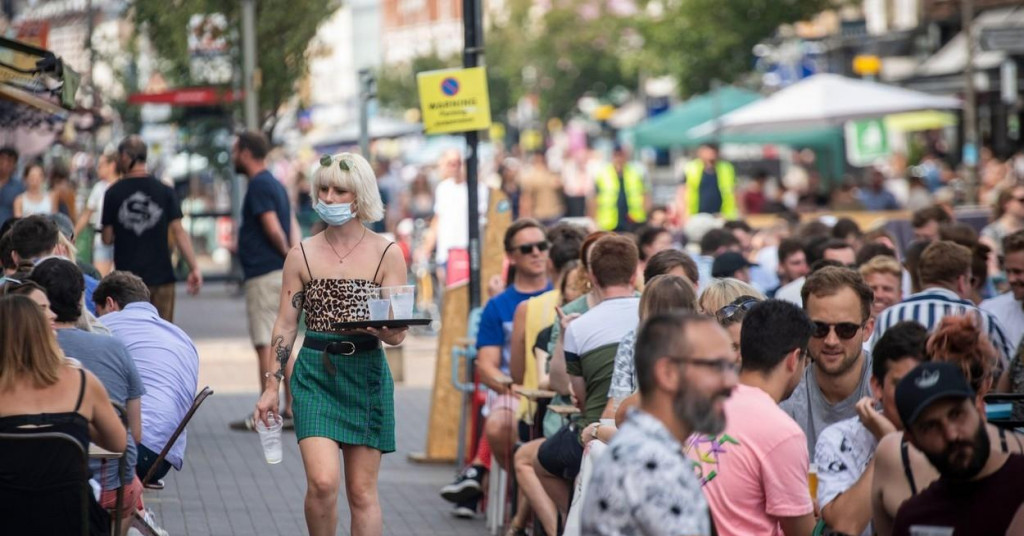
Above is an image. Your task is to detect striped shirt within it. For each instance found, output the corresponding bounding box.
[872,287,1013,368]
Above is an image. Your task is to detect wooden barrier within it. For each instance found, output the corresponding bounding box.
[410,188,513,464]
[746,210,911,231]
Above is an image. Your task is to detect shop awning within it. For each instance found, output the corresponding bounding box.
[0,36,79,117]
[913,6,1024,79]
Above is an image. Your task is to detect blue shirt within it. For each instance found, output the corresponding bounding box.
[102,302,199,470]
[239,170,292,280]
[698,167,723,214]
[57,328,145,489]
[476,282,553,373]
[858,188,900,211]
[0,177,25,227]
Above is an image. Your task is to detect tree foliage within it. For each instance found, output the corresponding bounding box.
[132,0,339,134]
[375,52,460,113]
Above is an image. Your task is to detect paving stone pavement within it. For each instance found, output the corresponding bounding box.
[146,388,488,536]
[146,286,489,535]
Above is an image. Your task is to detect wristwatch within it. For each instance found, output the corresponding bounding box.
[590,423,602,441]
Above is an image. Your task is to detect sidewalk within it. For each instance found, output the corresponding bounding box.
[148,286,486,535]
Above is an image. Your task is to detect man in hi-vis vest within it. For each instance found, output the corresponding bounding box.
[675,143,739,223]
[589,144,650,232]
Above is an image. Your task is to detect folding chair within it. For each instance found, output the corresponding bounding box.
[0,431,94,536]
[141,386,214,488]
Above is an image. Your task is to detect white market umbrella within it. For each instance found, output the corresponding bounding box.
[689,73,961,137]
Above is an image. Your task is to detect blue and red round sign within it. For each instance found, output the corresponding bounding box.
[441,77,460,97]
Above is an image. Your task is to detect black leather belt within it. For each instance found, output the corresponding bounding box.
[304,336,381,356]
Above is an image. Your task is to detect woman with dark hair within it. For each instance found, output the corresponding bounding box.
[981,184,1024,258]
[0,294,126,535]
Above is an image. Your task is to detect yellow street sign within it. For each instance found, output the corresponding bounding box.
[417,67,492,135]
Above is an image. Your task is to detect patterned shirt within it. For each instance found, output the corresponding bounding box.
[608,329,637,400]
[582,410,710,536]
[872,287,1013,369]
[814,416,878,536]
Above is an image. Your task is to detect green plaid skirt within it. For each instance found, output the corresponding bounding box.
[291,331,396,453]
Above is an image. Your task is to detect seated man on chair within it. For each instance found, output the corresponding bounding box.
[439,218,553,519]
[93,271,200,485]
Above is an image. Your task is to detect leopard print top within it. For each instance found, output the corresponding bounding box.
[302,278,381,332]
[299,240,395,332]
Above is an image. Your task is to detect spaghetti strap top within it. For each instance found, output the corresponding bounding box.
[0,368,90,451]
[900,438,918,496]
[298,240,396,332]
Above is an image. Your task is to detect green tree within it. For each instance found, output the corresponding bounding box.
[132,0,339,134]
[638,0,833,97]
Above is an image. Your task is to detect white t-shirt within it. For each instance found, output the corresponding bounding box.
[814,416,878,536]
[433,178,489,264]
[775,276,805,306]
[564,297,640,359]
[981,292,1024,358]
[86,181,110,230]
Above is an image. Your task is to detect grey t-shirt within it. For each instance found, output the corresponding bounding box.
[57,328,145,489]
[780,351,873,459]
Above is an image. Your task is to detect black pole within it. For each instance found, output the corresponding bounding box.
[463,0,483,309]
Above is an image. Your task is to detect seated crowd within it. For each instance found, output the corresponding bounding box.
[440,205,1024,536]
[0,214,200,535]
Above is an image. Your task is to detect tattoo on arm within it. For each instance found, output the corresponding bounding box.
[291,290,305,310]
[272,335,292,379]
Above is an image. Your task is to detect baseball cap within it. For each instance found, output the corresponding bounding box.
[895,362,975,428]
[49,213,74,241]
[712,251,757,279]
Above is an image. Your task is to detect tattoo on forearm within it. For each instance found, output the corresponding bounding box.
[273,335,291,372]
[291,290,305,310]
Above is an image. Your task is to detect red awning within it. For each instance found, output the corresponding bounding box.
[127,87,243,107]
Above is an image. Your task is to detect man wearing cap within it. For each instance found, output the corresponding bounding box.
[712,251,756,283]
[891,362,1024,535]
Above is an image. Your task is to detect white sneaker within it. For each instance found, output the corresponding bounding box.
[138,508,171,536]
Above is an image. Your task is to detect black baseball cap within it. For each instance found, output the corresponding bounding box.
[895,362,975,428]
[712,251,757,279]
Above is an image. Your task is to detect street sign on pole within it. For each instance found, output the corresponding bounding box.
[416,67,492,135]
[980,27,1024,54]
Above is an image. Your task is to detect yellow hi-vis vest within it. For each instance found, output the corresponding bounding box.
[595,163,647,231]
[684,159,738,219]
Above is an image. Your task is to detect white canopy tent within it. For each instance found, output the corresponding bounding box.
[689,74,961,137]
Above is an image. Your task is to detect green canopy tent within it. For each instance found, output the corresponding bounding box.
[631,86,762,148]
[693,127,846,183]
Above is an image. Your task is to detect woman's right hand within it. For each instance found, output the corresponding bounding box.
[254,382,281,427]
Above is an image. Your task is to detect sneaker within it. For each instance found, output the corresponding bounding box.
[440,465,486,504]
[451,498,478,519]
[137,508,171,536]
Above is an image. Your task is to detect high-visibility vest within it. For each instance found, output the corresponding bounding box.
[595,163,647,231]
[685,159,738,219]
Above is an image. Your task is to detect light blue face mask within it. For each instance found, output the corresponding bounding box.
[314,200,355,226]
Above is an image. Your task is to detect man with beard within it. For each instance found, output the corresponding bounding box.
[891,362,1024,535]
[782,267,876,458]
[101,135,203,321]
[229,131,301,430]
[687,300,816,536]
[582,311,736,536]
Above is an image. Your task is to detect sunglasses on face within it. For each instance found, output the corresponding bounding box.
[812,321,863,340]
[715,298,759,324]
[511,240,551,255]
[1014,195,1024,204]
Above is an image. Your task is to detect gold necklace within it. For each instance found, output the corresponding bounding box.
[325,226,367,264]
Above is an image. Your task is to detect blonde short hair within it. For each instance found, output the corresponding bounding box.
[859,255,902,281]
[311,153,385,223]
[698,278,765,315]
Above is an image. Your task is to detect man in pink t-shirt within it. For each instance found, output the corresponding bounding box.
[687,300,818,536]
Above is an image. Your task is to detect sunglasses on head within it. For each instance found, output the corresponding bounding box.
[812,321,863,340]
[715,297,759,324]
[511,240,551,255]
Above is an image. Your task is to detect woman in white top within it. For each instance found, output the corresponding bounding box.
[74,151,120,275]
[12,163,54,217]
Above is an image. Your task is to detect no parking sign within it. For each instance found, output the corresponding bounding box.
[416,67,492,135]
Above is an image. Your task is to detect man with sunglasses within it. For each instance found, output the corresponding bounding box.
[781,266,876,459]
[687,299,816,536]
[439,218,552,516]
